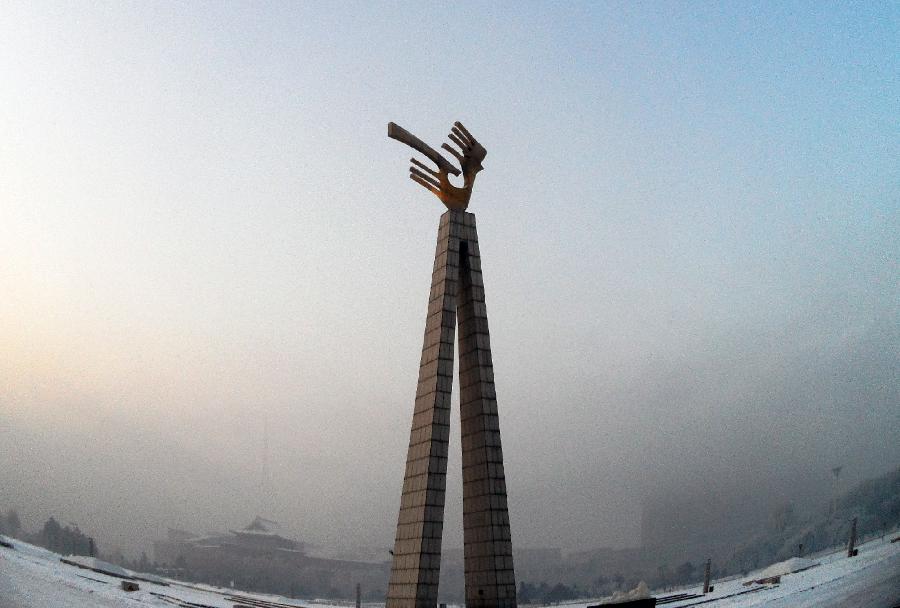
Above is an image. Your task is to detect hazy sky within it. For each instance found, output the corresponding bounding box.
[1,2,897,556]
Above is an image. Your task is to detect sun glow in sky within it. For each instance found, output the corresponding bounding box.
[1,1,897,555]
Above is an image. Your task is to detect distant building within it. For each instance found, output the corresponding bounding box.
[153,516,304,563]
[153,516,388,599]
[640,487,768,564]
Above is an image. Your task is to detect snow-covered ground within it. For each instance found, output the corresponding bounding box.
[0,537,345,608]
[567,536,900,608]
[1,534,898,607]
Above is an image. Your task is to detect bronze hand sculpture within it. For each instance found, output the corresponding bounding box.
[388,121,487,211]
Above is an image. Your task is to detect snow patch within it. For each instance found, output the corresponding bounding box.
[600,581,651,604]
[59,555,132,579]
[755,556,819,579]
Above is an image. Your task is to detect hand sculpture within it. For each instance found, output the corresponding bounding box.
[388,121,487,211]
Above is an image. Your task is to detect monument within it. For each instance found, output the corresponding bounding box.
[385,121,517,608]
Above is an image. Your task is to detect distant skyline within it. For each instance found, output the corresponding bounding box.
[1,1,897,556]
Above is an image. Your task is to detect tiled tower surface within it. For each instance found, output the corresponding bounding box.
[386,210,516,608]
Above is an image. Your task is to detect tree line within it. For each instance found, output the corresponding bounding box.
[0,510,97,557]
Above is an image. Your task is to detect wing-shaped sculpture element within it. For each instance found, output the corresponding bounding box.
[388,121,487,211]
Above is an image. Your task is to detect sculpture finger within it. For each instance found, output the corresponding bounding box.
[448,133,469,152]
[410,157,439,178]
[388,122,461,177]
[409,173,441,197]
[441,142,464,164]
[410,166,441,189]
[454,122,477,145]
[451,126,472,146]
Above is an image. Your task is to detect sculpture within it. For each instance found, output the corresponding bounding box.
[385,120,516,608]
[388,121,487,211]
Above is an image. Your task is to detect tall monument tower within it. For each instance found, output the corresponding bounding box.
[385,122,516,608]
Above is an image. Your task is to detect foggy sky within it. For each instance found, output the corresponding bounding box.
[1,2,898,557]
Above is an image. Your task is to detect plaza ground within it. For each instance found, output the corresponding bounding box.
[1,534,898,607]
